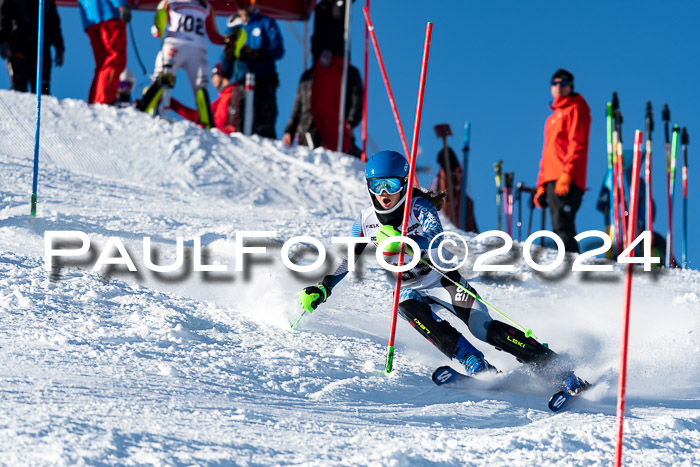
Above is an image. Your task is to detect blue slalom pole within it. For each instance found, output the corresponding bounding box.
[30,0,47,216]
[460,122,471,230]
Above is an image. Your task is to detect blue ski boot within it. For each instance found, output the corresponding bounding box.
[453,336,497,376]
[559,371,589,395]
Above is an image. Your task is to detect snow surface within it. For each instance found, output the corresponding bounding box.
[0,90,698,465]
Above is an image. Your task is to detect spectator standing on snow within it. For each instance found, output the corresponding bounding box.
[0,0,65,95]
[221,0,284,138]
[77,0,131,105]
[282,60,363,156]
[534,69,591,253]
[167,62,236,134]
[137,0,225,129]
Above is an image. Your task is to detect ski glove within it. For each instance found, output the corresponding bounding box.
[375,225,414,256]
[554,173,573,197]
[534,186,547,209]
[55,48,65,67]
[299,285,328,313]
[119,6,132,23]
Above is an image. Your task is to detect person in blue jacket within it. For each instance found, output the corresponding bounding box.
[298,150,588,395]
[77,0,131,104]
[221,0,284,138]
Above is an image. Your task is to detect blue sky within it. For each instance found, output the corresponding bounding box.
[3,0,699,268]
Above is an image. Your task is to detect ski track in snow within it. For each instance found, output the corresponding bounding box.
[0,90,699,465]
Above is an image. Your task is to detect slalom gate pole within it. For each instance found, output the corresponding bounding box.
[460,122,471,230]
[681,127,689,268]
[363,7,415,186]
[663,104,671,267]
[614,129,644,467]
[30,0,47,216]
[360,0,370,161]
[385,21,432,374]
[667,125,680,267]
[417,257,537,339]
[645,102,654,254]
[336,0,352,153]
[612,93,622,254]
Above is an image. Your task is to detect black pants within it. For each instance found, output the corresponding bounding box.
[7,41,52,95]
[545,181,584,253]
[233,73,278,139]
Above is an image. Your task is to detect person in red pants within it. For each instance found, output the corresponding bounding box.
[77,0,131,105]
[167,62,236,134]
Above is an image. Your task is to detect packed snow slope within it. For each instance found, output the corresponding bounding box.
[0,90,698,465]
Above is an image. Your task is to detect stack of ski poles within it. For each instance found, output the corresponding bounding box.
[604,93,689,268]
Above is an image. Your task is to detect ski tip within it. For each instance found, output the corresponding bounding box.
[432,366,462,386]
[548,391,570,412]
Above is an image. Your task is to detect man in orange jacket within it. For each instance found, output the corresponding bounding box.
[168,62,235,134]
[534,69,591,252]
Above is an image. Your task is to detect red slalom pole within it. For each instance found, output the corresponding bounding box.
[363,7,417,187]
[360,0,370,162]
[615,129,644,467]
[385,21,432,374]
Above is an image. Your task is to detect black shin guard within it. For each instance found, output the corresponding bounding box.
[486,320,556,366]
[399,299,462,359]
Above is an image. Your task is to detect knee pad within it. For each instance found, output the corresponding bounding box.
[399,299,461,358]
[486,320,556,366]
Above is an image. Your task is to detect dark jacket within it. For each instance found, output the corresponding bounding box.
[311,0,346,62]
[284,64,363,144]
[284,67,314,141]
[0,0,64,51]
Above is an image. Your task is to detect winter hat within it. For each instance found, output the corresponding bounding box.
[551,68,574,83]
[211,62,232,80]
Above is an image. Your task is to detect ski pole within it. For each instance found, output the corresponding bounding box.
[516,182,524,241]
[645,102,654,257]
[606,102,615,256]
[667,125,680,267]
[504,172,514,237]
[385,21,432,374]
[663,104,671,267]
[682,127,689,268]
[30,0,46,216]
[416,257,537,340]
[494,161,503,231]
[290,310,306,330]
[460,122,471,230]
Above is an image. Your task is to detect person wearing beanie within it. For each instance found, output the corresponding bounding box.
[534,68,591,252]
[167,62,236,134]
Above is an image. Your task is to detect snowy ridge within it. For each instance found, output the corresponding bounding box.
[0,91,698,465]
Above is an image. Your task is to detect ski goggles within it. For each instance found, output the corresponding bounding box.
[550,80,571,87]
[368,177,404,195]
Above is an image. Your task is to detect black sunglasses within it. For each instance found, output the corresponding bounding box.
[551,80,571,87]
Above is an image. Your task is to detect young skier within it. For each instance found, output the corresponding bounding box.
[298,150,586,392]
[136,0,225,128]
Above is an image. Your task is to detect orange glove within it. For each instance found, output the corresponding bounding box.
[534,185,546,209]
[555,173,574,197]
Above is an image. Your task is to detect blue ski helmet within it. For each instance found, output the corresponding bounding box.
[365,150,409,181]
